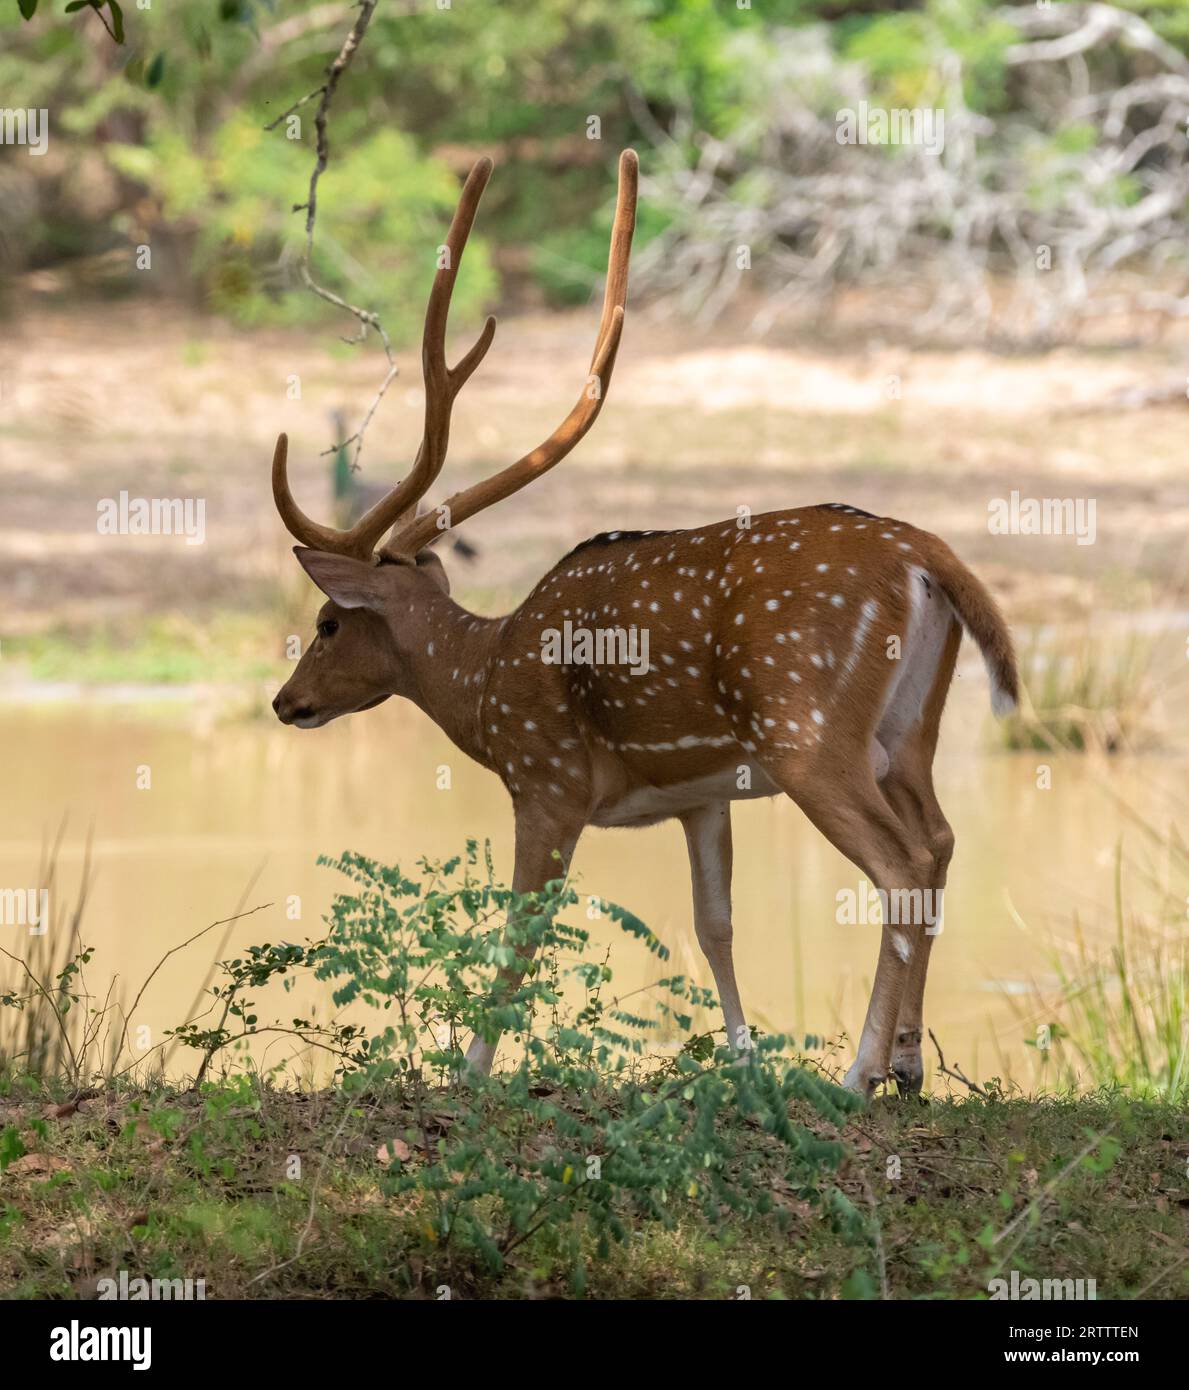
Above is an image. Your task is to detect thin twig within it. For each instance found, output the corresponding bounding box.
[163,860,267,1072]
[928,1028,991,1099]
[857,1170,890,1299]
[267,0,397,469]
[116,903,273,1068]
[263,84,328,133]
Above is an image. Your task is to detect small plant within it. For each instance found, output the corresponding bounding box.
[0,823,280,1095]
[167,840,870,1286]
[166,941,372,1088]
[1012,834,1188,1100]
[999,631,1164,754]
[0,822,113,1089]
[4,842,1184,1299]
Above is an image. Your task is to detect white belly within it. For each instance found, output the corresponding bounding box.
[590,762,781,828]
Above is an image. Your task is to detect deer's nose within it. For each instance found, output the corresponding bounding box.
[273,692,316,725]
[273,692,300,724]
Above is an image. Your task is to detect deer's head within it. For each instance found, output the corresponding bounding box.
[272,549,450,727]
[270,150,637,731]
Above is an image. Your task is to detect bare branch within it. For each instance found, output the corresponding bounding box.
[928,1029,991,1099]
[632,8,1189,345]
[117,902,274,1068]
[1003,2,1189,77]
[268,0,396,470]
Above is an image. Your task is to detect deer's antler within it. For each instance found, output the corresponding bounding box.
[272,150,637,562]
[272,157,497,559]
[383,149,637,559]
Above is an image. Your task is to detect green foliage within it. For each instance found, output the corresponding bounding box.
[64,0,124,45]
[104,118,494,330]
[7,612,301,687]
[20,0,125,43]
[0,932,97,1087]
[0,1125,27,1171]
[1017,839,1188,1101]
[8,0,1189,327]
[999,631,1161,754]
[841,0,1015,112]
[166,938,371,1089]
[1,865,1183,1300]
[165,839,868,1278]
[316,841,865,1275]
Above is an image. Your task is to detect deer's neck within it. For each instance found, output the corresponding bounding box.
[391,588,507,765]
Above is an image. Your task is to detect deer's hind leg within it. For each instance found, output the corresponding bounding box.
[732,678,931,1093]
[742,591,955,1094]
[772,753,937,1094]
[875,617,961,1094]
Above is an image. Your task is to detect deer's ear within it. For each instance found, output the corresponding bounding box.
[294,548,390,610]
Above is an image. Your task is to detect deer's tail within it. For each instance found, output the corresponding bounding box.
[919,535,1019,716]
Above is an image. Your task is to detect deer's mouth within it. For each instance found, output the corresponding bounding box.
[286,693,390,729]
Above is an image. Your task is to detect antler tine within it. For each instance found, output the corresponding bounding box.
[271,431,367,555]
[271,159,497,561]
[387,149,638,559]
[591,148,637,367]
[369,158,497,539]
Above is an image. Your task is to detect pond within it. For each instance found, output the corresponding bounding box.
[0,682,1177,1090]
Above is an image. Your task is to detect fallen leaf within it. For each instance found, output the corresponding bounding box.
[8,1153,70,1176]
[129,1118,165,1152]
[376,1137,413,1164]
[46,1215,96,1254]
[42,1090,97,1121]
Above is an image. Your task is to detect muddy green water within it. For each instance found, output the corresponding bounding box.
[0,683,1178,1090]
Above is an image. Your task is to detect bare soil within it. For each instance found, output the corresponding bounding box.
[2,301,1187,636]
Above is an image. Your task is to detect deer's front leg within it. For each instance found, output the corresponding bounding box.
[464,801,584,1075]
[680,801,749,1051]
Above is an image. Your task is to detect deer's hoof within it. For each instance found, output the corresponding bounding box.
[891,1029,924,1097]
[841,1063,884,1098]
[891,1059,924,1097]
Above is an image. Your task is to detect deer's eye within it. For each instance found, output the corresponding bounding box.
[318,618,339,639]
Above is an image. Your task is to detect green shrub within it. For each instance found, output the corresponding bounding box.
[169,840,868,1280]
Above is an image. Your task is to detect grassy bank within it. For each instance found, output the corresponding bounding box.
[0,1076,1184,1301]
[2,842,1184,1302]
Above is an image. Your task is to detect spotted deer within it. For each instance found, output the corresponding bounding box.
[270,149,1018,1095]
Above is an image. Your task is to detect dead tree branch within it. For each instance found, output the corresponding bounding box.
[267,0,396,468]
[633,5,1189,344]
[928,1029,991,1099]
